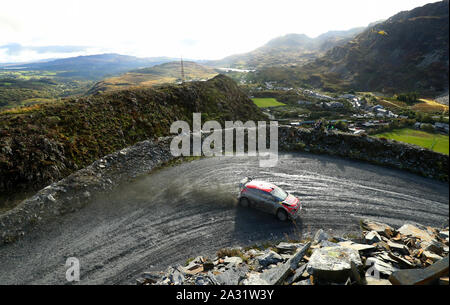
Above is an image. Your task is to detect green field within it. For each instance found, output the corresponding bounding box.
[251,98,286,108]
[374,128,449,155]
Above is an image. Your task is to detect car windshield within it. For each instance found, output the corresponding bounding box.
[271,186,288,201]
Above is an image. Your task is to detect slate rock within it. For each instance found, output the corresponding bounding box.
[361,219,395,237]
[257,250,283,268]
[241,273,269,285]
[365,231,382,244]
[276,242,302,253]
[420,240,446,256]
[223,256,243,265]
[338,241,376,253]
[212,265,249,285]
[320,240,339,248]
[285,264,308,285]
[168,266,185,285]
[142,271,163,284]
[422,251,443,263]
[387,241,410,255]
[293,278,312,285]
[314,229,330,243]
[398,224,434,242]
[307,246,363,283]
[260,243,311,285]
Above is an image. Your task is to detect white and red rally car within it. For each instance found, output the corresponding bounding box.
[238,177,302,221]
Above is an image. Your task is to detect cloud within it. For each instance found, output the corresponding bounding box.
[0,44,106,63]
[181,39,199,47]
[0,0,437,62]
[0,43,89,56]
[0,15,22,33]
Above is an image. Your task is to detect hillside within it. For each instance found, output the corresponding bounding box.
[88,61,218,94]
[0,74,265,206]
[0,73,94,111]
[207,27,364,69]
[0,54,182,110]
[253,0,449,95]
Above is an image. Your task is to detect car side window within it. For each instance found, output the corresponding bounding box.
[253,190,266,200]
[260,192,274,201]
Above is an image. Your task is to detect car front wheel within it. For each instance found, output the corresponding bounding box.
[276,209,288,221]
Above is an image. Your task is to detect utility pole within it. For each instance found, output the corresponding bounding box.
[180,56,185,83]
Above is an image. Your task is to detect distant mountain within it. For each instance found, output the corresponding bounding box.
[206,27,365,69]
[1,54,179,80]
[254,0,449,95]
[88,61,218,94]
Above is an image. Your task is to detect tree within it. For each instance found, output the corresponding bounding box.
[396,92,418,105]
[421,123,435,133]
[335,121,349,132]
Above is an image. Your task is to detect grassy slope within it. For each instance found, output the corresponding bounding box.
[414,99,449,114]
[251,98,286,108]
[0,74,266,203]
[374,128,449,155]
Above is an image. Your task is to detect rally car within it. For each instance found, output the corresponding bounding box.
[238,177,302,221]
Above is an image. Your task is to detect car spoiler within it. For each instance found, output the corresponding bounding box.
[239,177,254,190]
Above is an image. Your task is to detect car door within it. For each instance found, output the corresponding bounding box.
[249,189,269,212]
[259,192,277,214]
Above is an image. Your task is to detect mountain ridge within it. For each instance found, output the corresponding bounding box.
[206,27,366,69]
[1,53,180,80]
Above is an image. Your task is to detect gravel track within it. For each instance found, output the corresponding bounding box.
[0,152,448,284]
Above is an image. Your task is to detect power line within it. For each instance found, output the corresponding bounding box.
[180,56,185,83]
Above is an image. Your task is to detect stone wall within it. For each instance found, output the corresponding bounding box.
[0,137,176,245]
[278,127,449,182]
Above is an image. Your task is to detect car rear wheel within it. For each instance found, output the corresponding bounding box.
[239,197,249,208]
[276,209,288,221]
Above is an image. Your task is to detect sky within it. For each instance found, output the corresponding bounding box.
[0,0,439,63]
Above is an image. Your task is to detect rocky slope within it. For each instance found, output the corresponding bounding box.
[137,220,449,285]
[0,75,265,208]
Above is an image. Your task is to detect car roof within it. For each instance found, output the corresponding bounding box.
[246,180,276,193]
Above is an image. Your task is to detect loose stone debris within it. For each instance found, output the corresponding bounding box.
[137,219,449,285]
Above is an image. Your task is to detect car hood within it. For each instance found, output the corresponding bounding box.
[282,194,298,206]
